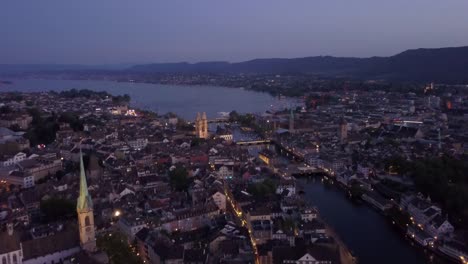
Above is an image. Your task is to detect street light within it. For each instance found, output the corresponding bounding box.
[114,210,121,217]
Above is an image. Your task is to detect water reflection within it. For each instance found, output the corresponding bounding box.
[300,177,450,264]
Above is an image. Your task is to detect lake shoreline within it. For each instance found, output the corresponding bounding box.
[1,78,302,120]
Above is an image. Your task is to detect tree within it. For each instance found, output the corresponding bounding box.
[392,155,468,228]
[55,170,65,180]
[190,138,203,147]
[169,166,190,192]
[229,111,240,122]
[176,119,193,131]
[247,179,277,199]
[112,94,131,104]
[40,198,75,221]
[59,112,84,131]
[229,111,255,126]
[349,183,365,199]
[97,232,143,264]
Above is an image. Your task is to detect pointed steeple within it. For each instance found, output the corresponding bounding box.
[77,150,93,211]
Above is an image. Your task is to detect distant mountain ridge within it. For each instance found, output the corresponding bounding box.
[130,46,468,82]
[0,64,131,74]
[2,46,468,83]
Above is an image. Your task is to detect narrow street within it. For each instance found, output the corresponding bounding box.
[225,187,259,264]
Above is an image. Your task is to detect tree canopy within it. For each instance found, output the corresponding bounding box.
[386,155,468,228]
[97,232,143,264]
[40,198,75,222]
[247,179,277,199]
[169,165,190,192]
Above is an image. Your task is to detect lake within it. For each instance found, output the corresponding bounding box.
[0,79,300,120]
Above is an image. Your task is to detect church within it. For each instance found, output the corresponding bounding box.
[0,151,105,264]
[76,151,97,253]
[195,112,209,139]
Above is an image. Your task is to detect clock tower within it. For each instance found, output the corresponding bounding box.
[77,150,97,252]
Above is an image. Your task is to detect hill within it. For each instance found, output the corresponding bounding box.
[130,46,468,83]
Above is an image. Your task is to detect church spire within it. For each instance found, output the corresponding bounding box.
[77,150,93,211]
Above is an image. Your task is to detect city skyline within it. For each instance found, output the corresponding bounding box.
[1,0,468,64]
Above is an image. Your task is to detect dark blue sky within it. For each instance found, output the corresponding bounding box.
[1,0,468,64]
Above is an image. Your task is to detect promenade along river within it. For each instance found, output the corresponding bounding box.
[301,178,450,264]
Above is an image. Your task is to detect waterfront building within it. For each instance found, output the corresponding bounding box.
[300,208,318,222]
[406,226,434,247]
[272,245,340,264]
[362,191,392,212]
[276,179,296,197]
[426,215,454,239]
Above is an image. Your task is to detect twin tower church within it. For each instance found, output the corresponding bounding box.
[195,112,209,139]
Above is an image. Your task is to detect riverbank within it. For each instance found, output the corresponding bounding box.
[299,176,451,264]
[322,216,357,264]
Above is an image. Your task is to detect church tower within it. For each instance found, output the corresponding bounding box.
[77,150,97,253]
[195,112,208,139]
[201,112,208,138]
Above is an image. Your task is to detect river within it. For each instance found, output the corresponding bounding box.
[301,177,450,264]
[0,79,300,120]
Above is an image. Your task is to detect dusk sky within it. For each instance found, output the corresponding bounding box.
[1,0,468,64]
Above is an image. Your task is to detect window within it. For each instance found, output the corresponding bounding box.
[2,256,6,264]
[85,216,91,226]
[13,255,18,264]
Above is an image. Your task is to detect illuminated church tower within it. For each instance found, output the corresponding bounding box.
[77,151,97,252]
[195,112,208,139]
